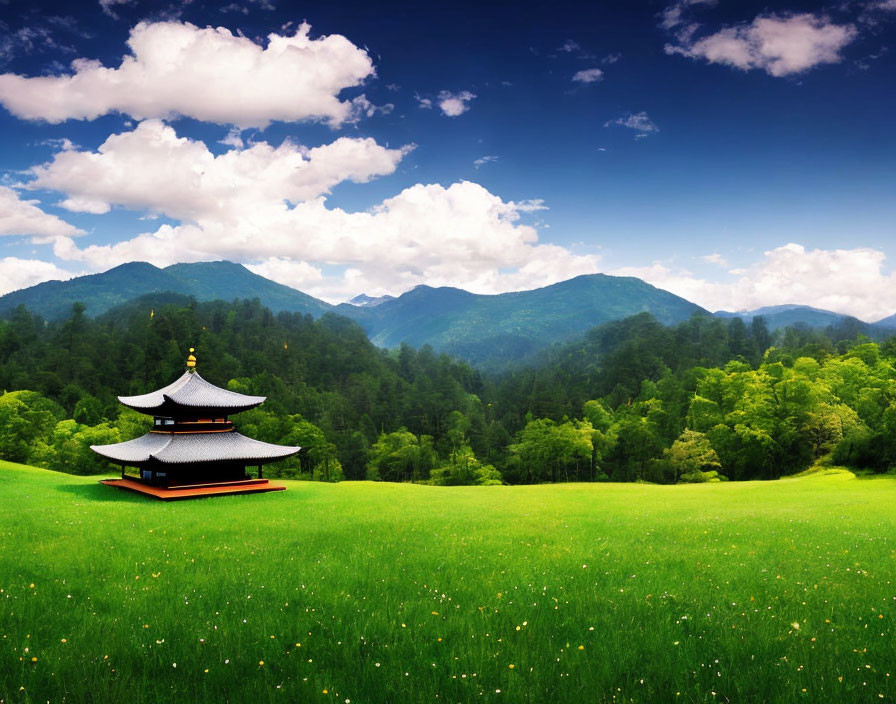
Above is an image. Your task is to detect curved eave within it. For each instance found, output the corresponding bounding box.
[91,431,300,465]
[119,397,265,417]
[118,370,266,416]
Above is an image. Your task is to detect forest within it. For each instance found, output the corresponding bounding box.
[1,295,894,485]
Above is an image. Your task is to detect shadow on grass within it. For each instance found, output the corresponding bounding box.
[57,481,152,503]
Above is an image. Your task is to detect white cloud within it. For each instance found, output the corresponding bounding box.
[555,39,595,60]
[605,111,659,137]
[665,13,858,77]
[602,53,622,64]
[245,257,323,289]
[0,21,374,128]
[221,0,276,14]
[37,137,77,151]
[0,185,84,240]
[437,90,476,117]
[349,94,394,119]
[0,257,81,296]
[50,180,599,302]
[26,122,596,301]
[219,128,244,149]
[28,120,410,221]
[572,68,604,84]
[0,25,75,64]
[416,95,433,109]
[514,199,548,213]
[99,0,133,19]
[661,0,717,32]
[701,252,727,266]
[613,243,896,322]
[473,155,498,169]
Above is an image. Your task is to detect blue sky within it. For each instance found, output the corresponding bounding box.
[0,0,894,319]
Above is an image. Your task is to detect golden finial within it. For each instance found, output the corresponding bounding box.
[186,347,197,369]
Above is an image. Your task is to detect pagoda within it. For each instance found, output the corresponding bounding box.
[93,348,299,500]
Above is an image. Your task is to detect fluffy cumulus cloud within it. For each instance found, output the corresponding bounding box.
[665,12,858,77]
[245,258,324,288]
[0,185,84,240]
[28,120,410,219]
[436,90,476,117]
[30,123,597,301]
[613,244,896,322]
[0,21,375,128]
[0,257,80,296]
[572,68,604,83]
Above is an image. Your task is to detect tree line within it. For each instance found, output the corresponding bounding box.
[1,296,894,484]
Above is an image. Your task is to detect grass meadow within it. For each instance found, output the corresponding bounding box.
[1,461,895,703]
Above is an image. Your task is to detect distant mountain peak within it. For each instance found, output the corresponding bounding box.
[715,303,837,317]
[348,293,395,308]
[334,270,707,366]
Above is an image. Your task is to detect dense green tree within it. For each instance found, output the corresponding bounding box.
[367,430,436,482]
[430,445,502,486]
[508,418,593,483]
[3,296,896,484]
[662,429,724,483]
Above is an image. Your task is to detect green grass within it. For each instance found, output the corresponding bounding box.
[2,462,896,703]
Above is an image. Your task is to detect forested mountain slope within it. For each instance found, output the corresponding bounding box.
[0,261,333,320]
[2,297,896,486]
[339,274,707,365]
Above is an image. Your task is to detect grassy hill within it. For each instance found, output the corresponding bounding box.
[2,461,894,703]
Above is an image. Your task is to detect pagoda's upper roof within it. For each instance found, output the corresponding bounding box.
[119,371,266,416]
[91,430,300,465]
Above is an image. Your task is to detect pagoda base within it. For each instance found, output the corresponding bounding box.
[100,477,286,501]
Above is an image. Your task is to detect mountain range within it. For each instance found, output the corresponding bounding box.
[713,304,870,332]
[0,261,331,321]
[336,275,708,365]
[1,260,893,365]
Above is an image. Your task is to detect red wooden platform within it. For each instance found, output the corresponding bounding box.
[100,477,286,500]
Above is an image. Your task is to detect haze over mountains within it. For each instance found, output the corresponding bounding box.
[336,275,707,365]
[0,260,893,366]
[713,305,870,333]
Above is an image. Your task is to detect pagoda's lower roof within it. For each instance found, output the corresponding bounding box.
[91,430,300,465]
[118,370,266,415]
